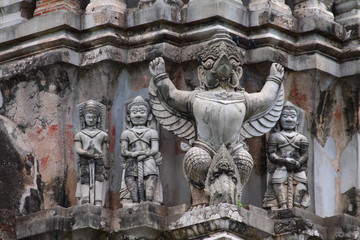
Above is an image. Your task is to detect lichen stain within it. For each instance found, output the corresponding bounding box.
[246,136,266,176]
[287,76,311,114]
[109,125,116,153]
[329,86,350,215]
[65,124,74,162]
[36,127,43,135]
[315,88,336,145]
[340,80,360,136]
[46,124,59,137]
[65,168,77,207]
[130,64,150,90]
[40,156,50,172]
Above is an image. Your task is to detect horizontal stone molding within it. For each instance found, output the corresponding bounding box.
[16,203,360,240]
[0,9,359,81]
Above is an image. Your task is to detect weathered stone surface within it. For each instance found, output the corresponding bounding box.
[16,203,360,239]
[0,0,35,29]
[0,115,43,216]
[0,2,358,239]
[293,0,335,21]
[334,0,360,26]
[0,209,16,240]
[168,204,274,239]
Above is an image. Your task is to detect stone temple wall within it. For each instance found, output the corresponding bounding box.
[0,0,359,239]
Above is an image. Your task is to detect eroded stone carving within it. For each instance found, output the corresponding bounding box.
[120,96,163,205]
[263,102,310,210]
[148,33,285,207]
[75,100,110,207]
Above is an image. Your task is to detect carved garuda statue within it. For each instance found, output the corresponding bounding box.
[148,33,284,208]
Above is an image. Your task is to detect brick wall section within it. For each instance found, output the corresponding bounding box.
[34,0,81,17]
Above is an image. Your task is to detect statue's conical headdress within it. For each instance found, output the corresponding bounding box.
[127,96,150,112]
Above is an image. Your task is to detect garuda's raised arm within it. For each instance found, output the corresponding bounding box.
[149,57,192,113]
[240,63,285,140]
[246,63,284,118]
[148,57,196,142]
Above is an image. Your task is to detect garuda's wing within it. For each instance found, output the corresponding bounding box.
[240,83,284,140]
[148,79,196,142]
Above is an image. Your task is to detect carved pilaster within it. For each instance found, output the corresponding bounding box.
[0,0,35,28]
[334,0,360,26]
[293,0,335,21]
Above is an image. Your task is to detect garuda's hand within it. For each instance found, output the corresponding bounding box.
[149,57,166,77]
[269,63,284,80]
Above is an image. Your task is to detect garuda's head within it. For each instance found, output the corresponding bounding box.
[197,34,244,90]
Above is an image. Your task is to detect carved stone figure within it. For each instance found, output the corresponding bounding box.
[74,100,110,207]
[263,102,310,210]
[148,32,285,208]
[120,96,163,205]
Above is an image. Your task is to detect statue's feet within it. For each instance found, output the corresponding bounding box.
[94,200,102,207]
[188,204,207,211]
[81,197,90,205]
[278,203,287,210]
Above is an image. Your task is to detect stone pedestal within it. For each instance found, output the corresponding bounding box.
[248,0,294,29]
[127,0,183,27]
[83,0,127,28]
[15,203,360,239]
[85,0,126,14]
[34,0,81,17]
[248,0,292,15]
[186,0,247,26]
[0,0,34,29]
[293,0,335,21]
[334,0,360,26]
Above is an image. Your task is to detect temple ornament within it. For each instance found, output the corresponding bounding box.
[148,33,285,208]
[74,100,110,207]
[263,102,310,210]
[119,96,163,205]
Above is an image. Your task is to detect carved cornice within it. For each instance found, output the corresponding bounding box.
[0,8,359,81]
